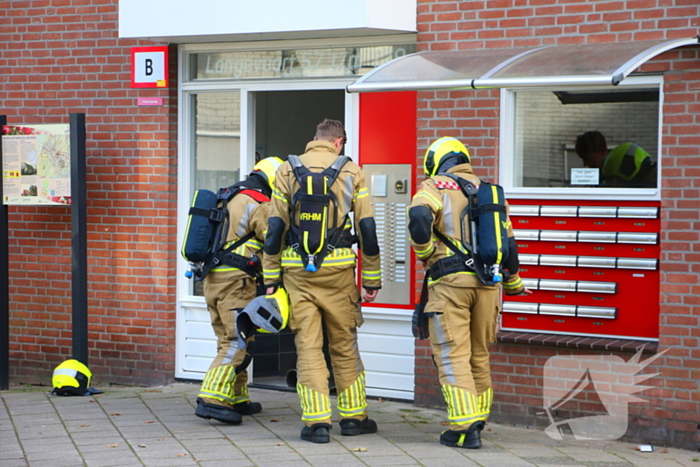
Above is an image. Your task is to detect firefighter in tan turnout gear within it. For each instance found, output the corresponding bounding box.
[408,137,531,449]
[195,157,283,425]
[263,119,382,444]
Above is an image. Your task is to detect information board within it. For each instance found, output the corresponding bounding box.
[2,124,71,205]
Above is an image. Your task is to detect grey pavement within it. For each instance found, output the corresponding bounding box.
[1,383,698,467]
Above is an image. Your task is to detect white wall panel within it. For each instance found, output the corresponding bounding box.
[358,312,414,400]
[119,0,416,42]
[183,338,216,357]
[359,317,413,336]
[358,334,414,356]
[185,322,216,340]
[183,355,216,374]
[365,371,413,392]
[178,303,415,401]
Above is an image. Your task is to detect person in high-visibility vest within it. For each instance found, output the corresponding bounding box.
[575,131,657,188]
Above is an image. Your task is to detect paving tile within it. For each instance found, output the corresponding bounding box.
[464,451,538,466]
[410,459,481,467]
[0,449,25,459]
[197,460,256,467]
[2,384,698,467]
[76,457,145,467]
[24,451,84,463]
[354,454,422,465]
[0,459,29,467]
[245,450,307,464]
[521,456,585,465]
[299,453,367,466]
[556,446,630,463]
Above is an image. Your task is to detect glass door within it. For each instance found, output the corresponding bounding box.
[188,91,243,297]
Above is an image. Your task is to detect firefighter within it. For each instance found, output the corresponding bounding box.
[263,119,382,444]
[408,137,531,449]
[195,156,283,425]
[575,131,657,187]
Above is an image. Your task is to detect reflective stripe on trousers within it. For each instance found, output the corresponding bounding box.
[297,382,332,422]
[198,366,250,406]
[442,386,493,426]
[337,372,368,418]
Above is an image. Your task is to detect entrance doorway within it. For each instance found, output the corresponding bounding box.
[253,89,345,160]
[251,89,345,389]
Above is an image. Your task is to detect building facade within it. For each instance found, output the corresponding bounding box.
[1,0,698,450]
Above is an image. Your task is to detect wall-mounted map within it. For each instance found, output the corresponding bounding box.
[2,124,71,205]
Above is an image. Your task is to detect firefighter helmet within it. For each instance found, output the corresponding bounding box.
[51,359,102,396]
[423,137,471,177]
[251,157,283,191]
[236,287,290,349]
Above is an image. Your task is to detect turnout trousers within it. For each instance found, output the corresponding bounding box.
[284,267,368,427]
[426,280,500,431]
[198,270,256,406]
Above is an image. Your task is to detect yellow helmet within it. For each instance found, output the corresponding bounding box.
[424,137,471,177]
[52,359,102,396]
[251,157,283,191]
[236,287,290,349]
[602,143,651,181]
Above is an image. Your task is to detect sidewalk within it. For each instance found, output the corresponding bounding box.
[1,383,697,467]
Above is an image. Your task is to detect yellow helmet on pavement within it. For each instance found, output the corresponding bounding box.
[52,359,102,396]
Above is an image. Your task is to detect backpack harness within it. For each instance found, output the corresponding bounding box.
[287,155,354,272]
[412,173,510,339]
[183,182,269,284]
[428,173,509,286]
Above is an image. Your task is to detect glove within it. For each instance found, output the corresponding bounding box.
[412,304,430,340]
[503,272,525,296]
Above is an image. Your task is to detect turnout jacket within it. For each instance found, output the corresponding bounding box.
[210,191,269,274]
[408,163,524,294]
[263,140,382,290]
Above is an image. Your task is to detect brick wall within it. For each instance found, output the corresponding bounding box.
[413,0,700,450]
[1,0,178,386]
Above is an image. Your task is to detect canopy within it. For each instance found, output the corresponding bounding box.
[347,37,699,93]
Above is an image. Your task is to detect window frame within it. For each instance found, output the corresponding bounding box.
[498,75,664,201]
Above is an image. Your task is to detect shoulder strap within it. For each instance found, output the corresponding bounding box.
[197,186,263,279]
[322,155,351,186]
[432,227,473,260]
[239,188,270,203]
[215,186,266,253]
[287,155,307,183]
[288,154,350,186]
[217,184,241,202]
[440,172,478,197]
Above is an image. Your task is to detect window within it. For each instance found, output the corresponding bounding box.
[501,76,662,197]
[189,91,242,296]
[193,92,242,191]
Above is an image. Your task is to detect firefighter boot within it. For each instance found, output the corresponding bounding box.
[439,421,484,449]
[300,423,332,443]
[195,397,243,425]
[339,418,378,436]
[232,401,263,415]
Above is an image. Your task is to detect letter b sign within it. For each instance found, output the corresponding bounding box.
[131,46,168,88]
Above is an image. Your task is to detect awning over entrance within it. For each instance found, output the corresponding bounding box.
[347,37,699,93]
